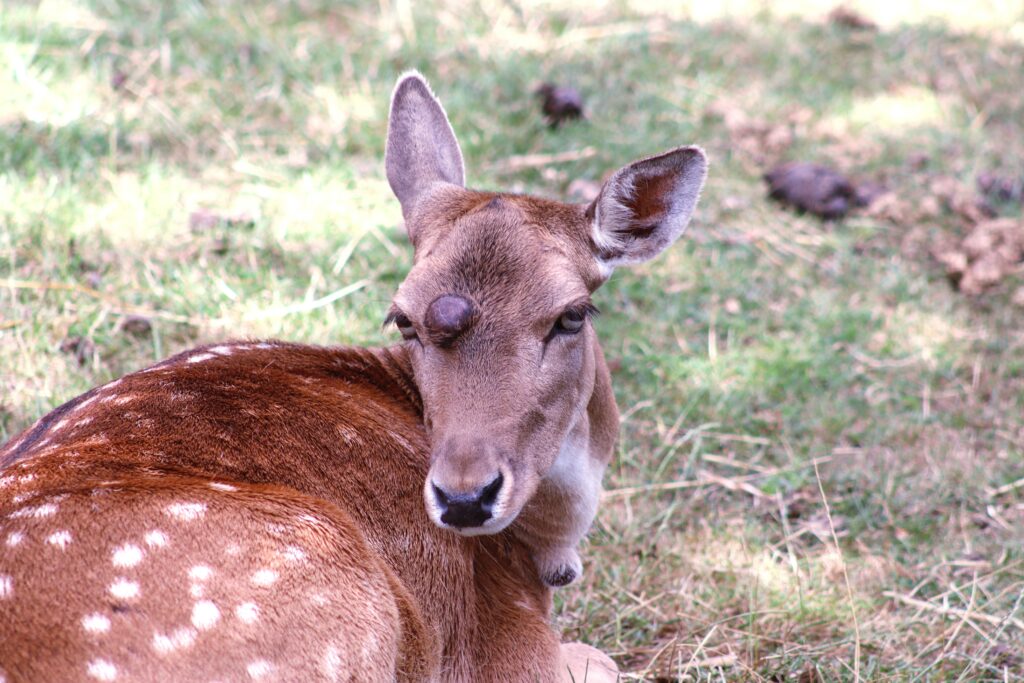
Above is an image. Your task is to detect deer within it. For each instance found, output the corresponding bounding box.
[0,72,707,682]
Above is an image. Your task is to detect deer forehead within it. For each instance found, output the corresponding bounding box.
[397,197,595,318]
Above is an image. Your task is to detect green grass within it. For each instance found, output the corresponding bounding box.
[2,1,1024,679]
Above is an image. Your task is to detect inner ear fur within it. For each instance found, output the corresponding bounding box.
[385,72,465,228]
[588,146,708,267]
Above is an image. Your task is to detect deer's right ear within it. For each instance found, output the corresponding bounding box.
[385,72,465,227]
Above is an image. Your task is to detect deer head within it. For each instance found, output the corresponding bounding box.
[384,72,707,547]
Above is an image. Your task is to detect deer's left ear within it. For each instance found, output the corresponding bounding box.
[587,146,707,269]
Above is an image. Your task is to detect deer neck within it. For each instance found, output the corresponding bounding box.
[512,335,619,563]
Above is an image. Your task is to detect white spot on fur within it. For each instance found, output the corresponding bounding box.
[322,646,343,681]
[336,425,362,445]
[281,546,307,562]
[113,395,138,405]
[189,565,213,581]
[0,575,12,598]
[251,569,277,587]
[105,379,123,391]
[208,482,237,492]
[109,578,140,600]
[187,353,216,364]
[191,600,220,630]
[18,474,35,484]
[224,543,242,556]
[247,660,272,679]
[87,659,117,681]
[11,493,32,505]
[74,395,98,412]
[235,602,259,624]
[52,418,70,431]
[189,584,205,598]
[47,530,72,549]
[144,530,168,548]
[81,434,110,447]
[209,345,233,355]
[6,531,24,547]
[82,613,111,634]
[254,343,275,350]
[152,627,196,654]
[0,476,13,488]
[76,416,94,428]
[165,502,206,521]
[112,544,143,567]
[310,592,329,606]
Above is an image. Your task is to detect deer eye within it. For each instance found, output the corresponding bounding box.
[386,310,418,340]
[552,309,586,336]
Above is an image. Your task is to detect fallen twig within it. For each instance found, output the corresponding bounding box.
[883,591,1024,633]
[988,476,1024,498]
[242,280,369,320]
[0,279,198,325]
[602,456,833,501]
[487,147,596,173]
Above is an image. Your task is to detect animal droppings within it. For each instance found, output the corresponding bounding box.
[536,83,585,128]
[764,162,857,219]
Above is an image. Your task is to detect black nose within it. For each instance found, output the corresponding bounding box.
[432,473,504,529]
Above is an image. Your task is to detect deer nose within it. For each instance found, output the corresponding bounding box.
[431,473,504,529]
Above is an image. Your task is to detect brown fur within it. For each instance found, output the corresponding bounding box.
[0,71,706,683]
[0,343,575,681]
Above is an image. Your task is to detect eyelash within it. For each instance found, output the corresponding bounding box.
[548,303,599,339]
[384,310,418,340]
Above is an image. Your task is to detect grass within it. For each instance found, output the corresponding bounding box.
[2,0,1024,679]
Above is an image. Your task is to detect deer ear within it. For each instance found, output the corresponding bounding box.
[587,146,707,270]
[385,72,465,223]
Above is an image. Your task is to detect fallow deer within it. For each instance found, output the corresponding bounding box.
[0,72,707,682]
